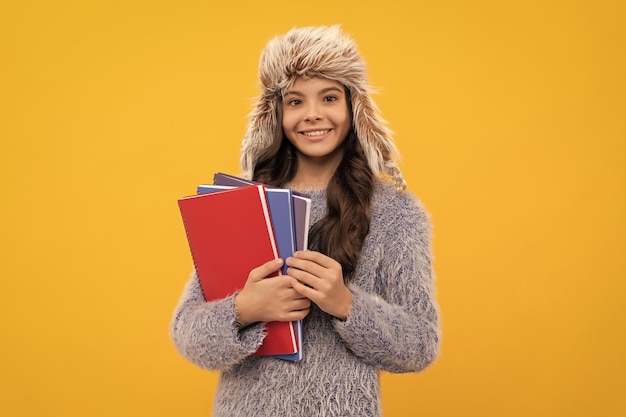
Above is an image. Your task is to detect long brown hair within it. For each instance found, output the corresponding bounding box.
[253,120,373,280]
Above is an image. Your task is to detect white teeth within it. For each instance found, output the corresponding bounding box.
[302,130,329,137]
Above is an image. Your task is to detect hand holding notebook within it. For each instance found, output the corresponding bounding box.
[234,258,311,328]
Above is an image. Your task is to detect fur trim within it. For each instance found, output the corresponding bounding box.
[240,25,406,191]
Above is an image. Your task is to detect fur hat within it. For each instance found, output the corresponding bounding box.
[240,25,406,191]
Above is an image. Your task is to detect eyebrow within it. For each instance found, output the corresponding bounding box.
[283,86,345,97]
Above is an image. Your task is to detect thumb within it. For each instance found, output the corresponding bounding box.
[248,258,284,282]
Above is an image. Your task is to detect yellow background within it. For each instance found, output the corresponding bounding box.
[1,0,624,416]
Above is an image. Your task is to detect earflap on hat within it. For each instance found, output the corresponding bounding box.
[240,25,406,191]
[240,92,278,180]
[348,81,406,191]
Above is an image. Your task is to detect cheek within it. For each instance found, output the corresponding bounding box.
[281,110,297,132]
[333,105,351,129]
[337,112,351,133]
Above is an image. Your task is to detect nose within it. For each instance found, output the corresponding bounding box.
[304,103,322,122]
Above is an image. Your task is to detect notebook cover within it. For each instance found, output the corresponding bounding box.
[178,184,297,356]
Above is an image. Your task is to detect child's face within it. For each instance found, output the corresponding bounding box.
[282,77,351,166]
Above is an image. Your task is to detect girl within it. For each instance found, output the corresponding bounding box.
[171,25,440,417]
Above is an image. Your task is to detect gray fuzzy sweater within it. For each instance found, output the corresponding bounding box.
[170,180,440,416]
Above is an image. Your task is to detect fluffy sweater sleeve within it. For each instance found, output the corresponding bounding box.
[169,271,267,371]
[332,183,440,373]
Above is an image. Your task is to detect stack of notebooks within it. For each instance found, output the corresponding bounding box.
[177,173,311,362]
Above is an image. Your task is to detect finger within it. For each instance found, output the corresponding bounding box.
[249,258,284,281]
[283,308,310,322]
[289,298,311,311]
[290,276,318,300]
[293,250,338,268]
[287,267,319,289]
[286,257,326,279]
[264,275,297,291]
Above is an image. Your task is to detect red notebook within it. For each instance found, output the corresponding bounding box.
[177,184,298,356]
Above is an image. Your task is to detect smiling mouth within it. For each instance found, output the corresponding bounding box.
[301,129,331,137]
